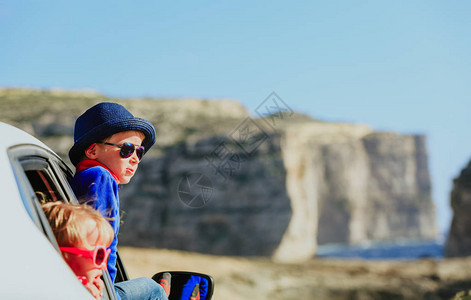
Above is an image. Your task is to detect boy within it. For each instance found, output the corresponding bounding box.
[69,102,169,300]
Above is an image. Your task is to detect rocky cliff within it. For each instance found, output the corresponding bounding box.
[0,88,438,261]
[272,122,437,261]
[445,160,471,257]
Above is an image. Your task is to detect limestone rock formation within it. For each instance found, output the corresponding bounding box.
[445,160,471,257]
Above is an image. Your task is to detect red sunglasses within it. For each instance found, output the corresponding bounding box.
[60,245,111,269]
[97,142,145,160]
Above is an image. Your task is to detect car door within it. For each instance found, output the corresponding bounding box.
[8,143,118,300]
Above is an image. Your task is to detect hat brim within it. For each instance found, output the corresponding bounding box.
[69,117,156,166]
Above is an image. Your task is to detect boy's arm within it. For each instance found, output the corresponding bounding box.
[71,167,120,282]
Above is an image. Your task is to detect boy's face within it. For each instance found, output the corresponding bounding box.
[87,130,145,184]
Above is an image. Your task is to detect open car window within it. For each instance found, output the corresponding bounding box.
[8,144,117,300]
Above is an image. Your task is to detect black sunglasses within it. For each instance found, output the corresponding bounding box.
[97,142,145,160]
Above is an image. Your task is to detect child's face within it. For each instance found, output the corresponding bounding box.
[93,130,145,184]
[64,218,106,285]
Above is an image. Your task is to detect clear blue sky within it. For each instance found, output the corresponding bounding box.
[1,1,470,235]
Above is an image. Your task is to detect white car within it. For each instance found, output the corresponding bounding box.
[0,122,214,300]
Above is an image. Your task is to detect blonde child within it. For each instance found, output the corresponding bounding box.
[42,201,114,299]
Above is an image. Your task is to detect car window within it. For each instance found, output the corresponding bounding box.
[8,144,116,300]
[22,157,68,204]
[9,146,63,242]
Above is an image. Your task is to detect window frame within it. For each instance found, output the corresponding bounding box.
[8,144,118,300]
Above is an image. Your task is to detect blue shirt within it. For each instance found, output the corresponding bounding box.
[71,166,120,283]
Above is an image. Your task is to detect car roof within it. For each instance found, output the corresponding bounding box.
[0,122,51,150]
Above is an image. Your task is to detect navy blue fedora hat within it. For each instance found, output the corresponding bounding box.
[69,102,156,166]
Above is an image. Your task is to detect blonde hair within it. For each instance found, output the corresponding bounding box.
[42,201,114,248]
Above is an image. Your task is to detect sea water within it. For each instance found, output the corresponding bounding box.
[316,240,444,260]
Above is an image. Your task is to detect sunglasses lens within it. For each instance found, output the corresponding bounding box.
[120,143,135,158]
[136,146,145,160]
[95,248,105,265]
[118,143,145,160]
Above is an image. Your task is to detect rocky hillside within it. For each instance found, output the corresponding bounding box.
[0,88,438,262]
[445,160,471,257]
